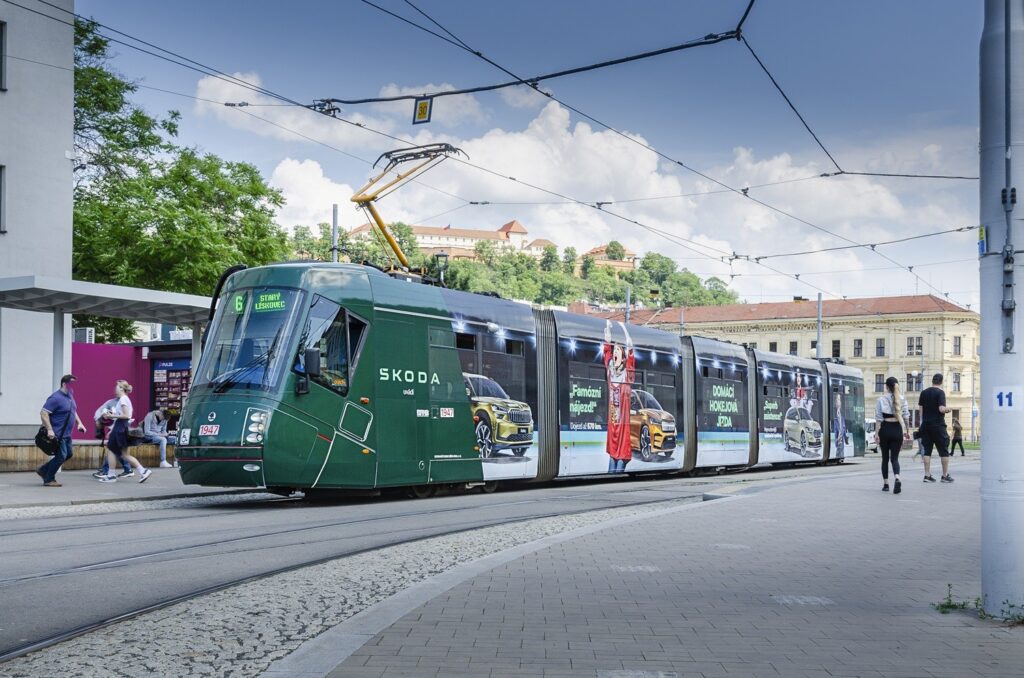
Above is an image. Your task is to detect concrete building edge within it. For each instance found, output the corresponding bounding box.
[259,494,745,678]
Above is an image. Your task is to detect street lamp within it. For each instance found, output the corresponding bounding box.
[434,251,449,285]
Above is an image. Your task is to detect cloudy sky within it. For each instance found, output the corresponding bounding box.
[73,0,983,308]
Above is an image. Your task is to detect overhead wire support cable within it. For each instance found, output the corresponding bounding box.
[741,34,978,180]
[753,225,980,261]
[334,0,737,105]
[370,0,964,306]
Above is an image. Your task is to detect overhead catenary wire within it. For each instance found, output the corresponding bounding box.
[326,0,739,105]
[741,35,978,181]
[361,0,969,307]
[23,0,970,309]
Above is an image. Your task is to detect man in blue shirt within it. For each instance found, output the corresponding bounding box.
[38,374,87,487]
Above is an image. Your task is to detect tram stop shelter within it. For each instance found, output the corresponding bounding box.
[0,275,211,391]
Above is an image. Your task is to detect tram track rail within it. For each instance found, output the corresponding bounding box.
[0,489,702,664]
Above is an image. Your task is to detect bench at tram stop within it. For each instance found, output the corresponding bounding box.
[0,440,177,472]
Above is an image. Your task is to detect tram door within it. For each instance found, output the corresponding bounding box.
[279,296,377,488]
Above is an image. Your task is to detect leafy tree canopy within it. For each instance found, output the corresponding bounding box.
[72,20,288,341]
[605,240,626,261]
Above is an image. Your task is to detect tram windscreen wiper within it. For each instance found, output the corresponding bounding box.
[211,326,284,393]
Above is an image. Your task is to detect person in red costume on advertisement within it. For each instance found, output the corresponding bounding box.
[603,320,635,473]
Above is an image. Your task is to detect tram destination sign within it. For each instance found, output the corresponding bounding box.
[253,291,287,313]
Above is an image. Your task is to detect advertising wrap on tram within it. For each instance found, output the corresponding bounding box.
[553,312,684,477]
[824,362,867,460]
[690,337,750,468]
[754,353,826,463]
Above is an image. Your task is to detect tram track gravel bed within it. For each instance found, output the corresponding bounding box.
[1,496,698,677]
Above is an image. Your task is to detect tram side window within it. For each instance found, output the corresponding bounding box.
[296,295,367,397]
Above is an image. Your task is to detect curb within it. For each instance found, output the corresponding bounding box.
[0,488,257,510]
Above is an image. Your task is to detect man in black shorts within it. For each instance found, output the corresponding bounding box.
[919,373,953,483]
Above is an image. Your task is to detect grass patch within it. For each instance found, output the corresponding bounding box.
[934,584,1024,625]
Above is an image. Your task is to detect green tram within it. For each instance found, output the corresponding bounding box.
[176,262,865,495]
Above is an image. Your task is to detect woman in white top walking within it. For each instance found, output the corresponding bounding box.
[874,376,910,494]
[97,380,152,483]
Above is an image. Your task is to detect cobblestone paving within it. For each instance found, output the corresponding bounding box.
[0,498,696,677]
[329,462,1024,678]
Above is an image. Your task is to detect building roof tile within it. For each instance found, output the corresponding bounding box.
[598,295,972,324]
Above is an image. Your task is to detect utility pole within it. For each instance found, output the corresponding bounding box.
[331,203,339,263]
[816,293,823,359]
[624,285,632,324]
[679,306,685,337]
[980,0,1024,617]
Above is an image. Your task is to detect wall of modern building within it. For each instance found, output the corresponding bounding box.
[0,0,75,438]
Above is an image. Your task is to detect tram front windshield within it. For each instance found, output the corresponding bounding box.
[194,287,304,392]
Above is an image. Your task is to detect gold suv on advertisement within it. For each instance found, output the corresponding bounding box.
[629,389,676,462]
[464,373,534,458]
[783,406,823,457]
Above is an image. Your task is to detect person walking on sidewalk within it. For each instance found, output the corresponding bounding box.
[91,397,132,479]
[919,373,953,484]
[141,408,176,468]
[951,417,965,457]
[37,374,87,487]
[97,380,151,484]
[874,377,910,494]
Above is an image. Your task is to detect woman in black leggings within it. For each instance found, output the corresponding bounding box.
[874,376,910,494]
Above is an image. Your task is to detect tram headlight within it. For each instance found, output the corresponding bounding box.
[249,410,268,424]
[245,433,264,444]
[245,409,269,445]
[248,423,265,433]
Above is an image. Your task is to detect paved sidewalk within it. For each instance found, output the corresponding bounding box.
[328,458,1024,678]
[0,468,247,509]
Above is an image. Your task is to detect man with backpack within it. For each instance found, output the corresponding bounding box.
[38,374,87,487]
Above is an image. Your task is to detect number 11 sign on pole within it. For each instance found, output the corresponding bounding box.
[993,386,1019,412]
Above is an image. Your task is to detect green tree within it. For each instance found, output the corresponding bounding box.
[72,21,289,342]
[639,252,677,285]
[345,222,421,269]
[561,246,577,275]
[473,240,498,267]
[580,254,596,279]
[605,240,626,261]
[539,245,560,272]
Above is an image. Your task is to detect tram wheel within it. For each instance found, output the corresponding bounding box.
[408,484,437,499]
[480,481,499,494]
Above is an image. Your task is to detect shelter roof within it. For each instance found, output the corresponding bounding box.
[0,276,211,325]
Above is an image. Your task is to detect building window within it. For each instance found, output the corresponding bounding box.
[953,336,962,356]
[810,340,817,352]
[0,21,7,91]
[952,372,961,392]
[832,340,841,358]
[952,408,961,423]
[875,374,884,393]
[769,341,777,353]
[789,341,798,356]
[876,338,885,357]
[748,342,757,350]
[906,336,923,356]
[905,373,923,392]
[853,339,863,358]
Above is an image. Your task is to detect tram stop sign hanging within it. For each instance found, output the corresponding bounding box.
[413,96,433,125]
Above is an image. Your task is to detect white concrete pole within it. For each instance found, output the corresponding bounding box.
[980,0,1024,616]
[52,310,64,389]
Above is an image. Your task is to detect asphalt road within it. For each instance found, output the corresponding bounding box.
[0,462,868,658]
